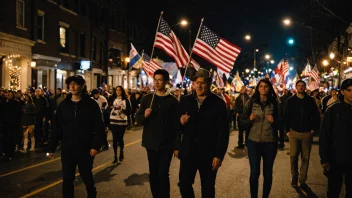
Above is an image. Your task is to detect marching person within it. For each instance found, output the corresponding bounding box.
[240,79,279,198]
[136,69,179,198]
[285,80,320,192]
[174,68,229,198]
[48,75,105,198]
[108,86,131,163]
[320,79,352,197]
[234,85,250,149]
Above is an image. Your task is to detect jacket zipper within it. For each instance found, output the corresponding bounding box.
[260,105,266,142]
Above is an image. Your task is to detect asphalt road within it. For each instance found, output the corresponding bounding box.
[0,127,344,198]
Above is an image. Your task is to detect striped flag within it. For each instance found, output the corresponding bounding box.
[272,59,289,84]
[154,17,190,68]
[142,53,161,76]
[129,43,142,69]
[192,25,241,73]
[309,64,320,83]
[190,59,200,71]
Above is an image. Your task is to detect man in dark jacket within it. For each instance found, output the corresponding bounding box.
[48,75,105,198]
[233,85,250,148]
[319,78,352,197]
[135,69,179,198]
[285,80,320,191]
[33,88,48,146]
[174,68,229,198]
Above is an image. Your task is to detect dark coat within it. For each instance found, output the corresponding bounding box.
[135,93,179,151]
[49,94,105,153]
[0,99,22,130]
[175,93,229,161]
[21,103,36,126]
[234,94,250,114]
[319,102,352,165]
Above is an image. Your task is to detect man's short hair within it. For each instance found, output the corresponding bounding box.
[341,78,352,90]
[56,88,62,91]
[295,80,306,87]
[193,68,211,84]
[153,69,170,81]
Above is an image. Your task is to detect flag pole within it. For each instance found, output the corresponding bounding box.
[182,18,204,81]
[150,11,163,60]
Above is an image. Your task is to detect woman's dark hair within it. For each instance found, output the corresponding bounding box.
[111,86,127,100]
[252,79,277,104]
[24,94,33,104]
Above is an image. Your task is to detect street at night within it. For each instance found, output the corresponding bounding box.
[0,128,335,198]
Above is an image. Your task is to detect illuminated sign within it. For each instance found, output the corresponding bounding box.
[80,61,90,70]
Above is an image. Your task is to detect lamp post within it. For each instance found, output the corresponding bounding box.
[180,19,192,54]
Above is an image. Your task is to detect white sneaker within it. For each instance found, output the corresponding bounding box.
[29,148,35,152]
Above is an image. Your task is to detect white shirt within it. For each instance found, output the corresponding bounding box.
[91,95,108,109]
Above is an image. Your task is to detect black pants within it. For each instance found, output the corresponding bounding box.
[327,163,352,198]
[2,129,15,158]
[237,116,248,146]
[34,115,44,144]
[111,125,126,156]
[146,148,173,198]
[61,149,97,198]
[278,122,285,147]
[179,144,218,198]
[247,140,277,198]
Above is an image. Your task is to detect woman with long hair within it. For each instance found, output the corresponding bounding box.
[20,94,36,153]
[240,79,279,198]
[108,86,131,164]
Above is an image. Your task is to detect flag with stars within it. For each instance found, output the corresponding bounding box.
[192,25,241,73]
[142,53,161,76]
[154,17,190,68]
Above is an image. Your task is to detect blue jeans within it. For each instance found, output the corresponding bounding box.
[247,140,277,198]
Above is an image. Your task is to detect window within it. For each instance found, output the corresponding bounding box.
[16,0,25,27]
[80,33,86,57]
[92,33,97,60]
[109,48,121,67]
[60,27,69,52]
[37,11,45,40]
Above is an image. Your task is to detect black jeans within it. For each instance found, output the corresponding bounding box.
[237,116,248,146]
[111,125,126,156]
[61,149,97,198]
[327,163,352,198]
[146,148,173,198]
[179,144,218,198]
[247,140,277,198]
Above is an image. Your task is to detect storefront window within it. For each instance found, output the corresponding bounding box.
[60,27,66,48]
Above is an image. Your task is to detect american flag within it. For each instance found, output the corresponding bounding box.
[309,64,320,83]
[308,81,320,90]
[192,25,241,73]
[190,59,200,71]
[142,53,161,76]
[154,17,189,68]
[272,59,289,84]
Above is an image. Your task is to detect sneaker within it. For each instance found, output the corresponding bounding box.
[29,148,35,152]
[300,183,310,192]
[291,177,298,187]
[19,149,28,153]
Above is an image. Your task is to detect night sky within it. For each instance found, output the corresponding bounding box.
[125,0,309,73]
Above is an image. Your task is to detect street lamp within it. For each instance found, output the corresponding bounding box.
[255,49,259,52]
[265,54,271,60]
[245,35,251,41]
[289,66,293,71]
[329,52,335,60]
[283,18,291,26]
[178,19,192,53]
[245,69,250,73]
[125,57,130,63]
[180,20,188,26]
[270,60,275,64]
[322,60,329,67]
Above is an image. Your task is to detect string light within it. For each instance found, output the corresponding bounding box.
[5,54,21,90]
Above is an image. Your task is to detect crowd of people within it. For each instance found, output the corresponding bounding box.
[0,68,351,198]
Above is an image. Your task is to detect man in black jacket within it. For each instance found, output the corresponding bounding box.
[135,69,179,198]
[285,80,320,191]
[48,75,105,198]
[320,78,352,197]
[174,68,229,198]
[233,85,250,148]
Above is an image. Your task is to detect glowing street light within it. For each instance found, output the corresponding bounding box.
[125,57,130,63]
[255,49,259,52]
[265,54,271,60]
[289,66,293,71]
[322,60,329,66]
[288,38,295,45]
[245,35,251,41]
[283,18,291,26]
[180,20,188,26]
[329,52,335,59]
[270,60,275,64]
[245,69,250,73]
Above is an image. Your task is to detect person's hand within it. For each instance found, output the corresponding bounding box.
[173,150,179,159]
[249,113,256,121]
[47,153,54,159]
[145,108,152,118]
[212,157,222,171]
[267,115,274,123]
[180,112,190,125]
[90,149,98,157]
[322,163,330,171]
